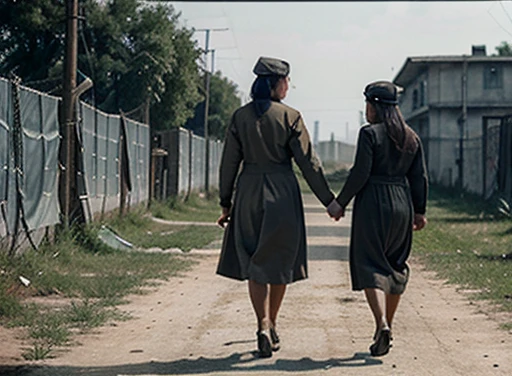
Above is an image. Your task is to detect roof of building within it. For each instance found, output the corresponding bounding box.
[393,55,512,87]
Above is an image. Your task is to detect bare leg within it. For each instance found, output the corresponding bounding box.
[364,288,389,332]
[386,293,401,330]
[248,280,273,357]
[365,288,392,356]
[269,284,286,327]
[248,280,270,330]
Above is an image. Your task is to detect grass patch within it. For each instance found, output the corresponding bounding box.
[0,277,23,318]
[413,185,512,325]
[28,310,70,346]
[1,230,194,302]
[150,192,221,223]
[65,299,120,330]
[125,225,222,252]
[106,205,223,252]
[0,193,224,359]
[22,342,53,361]
[109,220,222,252]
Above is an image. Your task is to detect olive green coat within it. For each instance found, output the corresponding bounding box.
[336,123,428,294]
[217,100,334,285]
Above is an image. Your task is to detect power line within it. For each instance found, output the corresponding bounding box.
[219,4,245,85]
[221,5,242,61]
[487,2,512,38]
[500,1,512,26]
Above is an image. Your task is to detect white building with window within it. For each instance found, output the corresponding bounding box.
[393,45,512,197]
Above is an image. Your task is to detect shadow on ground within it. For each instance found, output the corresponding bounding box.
[0,352,382,376]
[303,207,352,215]
[307,226,350,238]
[308,245,349,261]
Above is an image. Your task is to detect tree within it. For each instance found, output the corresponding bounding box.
[495,41,512,56]
[0,0,66,90]
[186,71,241,139]
[208,71,241,139]
[80,0,202,121]
[149,26,202,130]
[0,0,203,129]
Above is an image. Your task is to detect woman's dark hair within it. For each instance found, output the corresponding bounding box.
[250,75,283,117]
[370,101,418,154]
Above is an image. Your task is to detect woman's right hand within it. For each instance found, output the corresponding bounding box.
[217,206,231,228]
[413,213,427,231]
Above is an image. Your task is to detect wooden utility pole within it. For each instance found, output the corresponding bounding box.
[61,0,78,227]
[196,28,228,194]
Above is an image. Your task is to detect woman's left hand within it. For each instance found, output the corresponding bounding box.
[413,213,427,231]
[217,207,231,228]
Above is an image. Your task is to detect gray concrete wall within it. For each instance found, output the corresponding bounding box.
[398,60,512,196]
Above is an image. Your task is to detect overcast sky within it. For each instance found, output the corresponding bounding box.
[171,1,512,144]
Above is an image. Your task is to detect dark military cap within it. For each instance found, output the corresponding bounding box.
[363,81,399,105]
[253,56,290,77]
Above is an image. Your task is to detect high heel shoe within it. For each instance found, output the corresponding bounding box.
[370,327,391,357]
[270,326,280,351]
[256,330,272,358]
[373,326,393,342]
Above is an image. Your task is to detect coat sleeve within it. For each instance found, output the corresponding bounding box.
[288,115,334,207]
[219,116,243,208]
[406,137,428,215]
[335,126,374,208]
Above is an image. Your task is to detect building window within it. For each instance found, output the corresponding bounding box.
[412,89,418,110]
[419,81,427,107]
[484,65,503,89]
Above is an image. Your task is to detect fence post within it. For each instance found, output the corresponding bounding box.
[186,130,193,200]
[60,0,79,227]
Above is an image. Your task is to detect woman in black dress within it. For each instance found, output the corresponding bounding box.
[217,57,336,358]
[328,80,428,357]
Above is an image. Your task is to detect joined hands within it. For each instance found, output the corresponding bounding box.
[327,199,344,221]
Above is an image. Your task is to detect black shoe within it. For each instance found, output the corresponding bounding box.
[370,327,391,357]
[270,326,280,351]
[374,327,393,342]
[257,330,272,358]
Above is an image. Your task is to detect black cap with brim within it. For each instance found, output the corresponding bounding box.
[253,56,290,77]
[364,81,398,105]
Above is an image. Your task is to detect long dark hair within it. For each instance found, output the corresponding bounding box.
[371,101,418,154]
[250,75,282,117]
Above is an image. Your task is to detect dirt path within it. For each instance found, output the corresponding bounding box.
[1,194,511,375]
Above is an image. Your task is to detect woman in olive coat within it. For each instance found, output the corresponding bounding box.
[216,57,336,358]
[328,81,428,357]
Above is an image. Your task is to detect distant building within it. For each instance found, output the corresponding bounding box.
[316,139,355,166]
[393,45,512,197]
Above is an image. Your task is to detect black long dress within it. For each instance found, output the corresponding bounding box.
[217,100,334,285]
[336,122,428,294]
